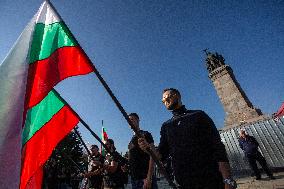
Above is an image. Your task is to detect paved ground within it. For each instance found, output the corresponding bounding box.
[236,172,284,189]
[45,172,284,188]
[125,172,284,188]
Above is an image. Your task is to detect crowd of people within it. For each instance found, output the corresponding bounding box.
[45,88,276,189]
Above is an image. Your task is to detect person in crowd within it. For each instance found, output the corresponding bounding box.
[138,88,237,189]
[238,129,275,180]
[103,139,128,189]
[128,113,157,189]
[83,144,105,189]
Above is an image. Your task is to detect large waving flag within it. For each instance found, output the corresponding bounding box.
[0,1,95,188]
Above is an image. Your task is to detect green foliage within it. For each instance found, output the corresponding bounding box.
[43,127,87,187]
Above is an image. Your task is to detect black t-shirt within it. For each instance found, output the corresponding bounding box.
[128,130,154,180]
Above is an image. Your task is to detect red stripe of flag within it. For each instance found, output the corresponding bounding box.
[25,46,94,109]
[20,105,79,189]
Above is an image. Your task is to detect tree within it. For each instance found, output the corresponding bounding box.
[43,127,87,189]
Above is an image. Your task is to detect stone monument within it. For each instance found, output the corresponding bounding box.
[204,49,263,128]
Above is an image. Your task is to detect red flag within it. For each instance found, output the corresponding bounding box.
[275,102,284,117]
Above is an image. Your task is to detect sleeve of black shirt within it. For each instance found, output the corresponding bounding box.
[158,123,169,162]
[199,111,229,162]
[144,131,154,144]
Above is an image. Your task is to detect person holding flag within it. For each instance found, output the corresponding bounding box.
[102,139,128,189]
[128,113,157,189]
[83,144,105,189]
[138,88,237,189]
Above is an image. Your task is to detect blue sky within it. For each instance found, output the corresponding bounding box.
[1,0,283,153]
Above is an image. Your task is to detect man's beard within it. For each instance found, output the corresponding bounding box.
[167,99,179,110]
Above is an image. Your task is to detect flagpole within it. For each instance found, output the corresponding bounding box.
[62,149,85,173]
[75,119,110,153]
[47,1,177,187]
[79,65,178,188]
[85,58,178,188]
[92,72,178,188]
[52,90,113,157]
[101,121,103,155]
[73,128,92,158]
[52,90,130,168]
[76,63,178,188]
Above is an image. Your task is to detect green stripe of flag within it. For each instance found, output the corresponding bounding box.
[29,22,77,64]
[22,90,65,145]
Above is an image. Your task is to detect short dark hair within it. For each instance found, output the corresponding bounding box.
[128,113,139,120]
[106,139,114,145]
[163,88,181,97]
[106,139,116,151]
[91,144,99,149]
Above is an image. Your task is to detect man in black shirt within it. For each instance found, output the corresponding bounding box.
[139,88,236,189]
[128,113,157,189]
[238,129,275,180]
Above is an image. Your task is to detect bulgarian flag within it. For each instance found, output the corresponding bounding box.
[101,127,109,156]
[0,1,95,188]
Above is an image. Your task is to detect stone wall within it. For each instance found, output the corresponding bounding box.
[209,65,263,127]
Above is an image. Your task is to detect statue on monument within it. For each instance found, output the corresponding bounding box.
[203,49,225,72]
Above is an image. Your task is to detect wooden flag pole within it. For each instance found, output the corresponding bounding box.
[73,128,92,157]
[52,89,111,154]
[47,1,178,187]
[52,89,126,167]
[90,68,178,189]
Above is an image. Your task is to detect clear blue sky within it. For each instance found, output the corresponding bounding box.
[1,0,283,153]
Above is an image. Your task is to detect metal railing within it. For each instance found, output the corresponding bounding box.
[220,116,284,177]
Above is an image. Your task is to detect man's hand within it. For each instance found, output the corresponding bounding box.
[121,164,128,172]
[138,138,150,152]
[78,172,84,178]
[223,178,237,189]
[83,172,92,178]
[225,183,236,189]
[219,162,237,189]
[92,160,102,166]
[143,178,152,189]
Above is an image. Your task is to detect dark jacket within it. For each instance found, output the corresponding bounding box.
[158,106,228,187]
[239,135,259,156]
